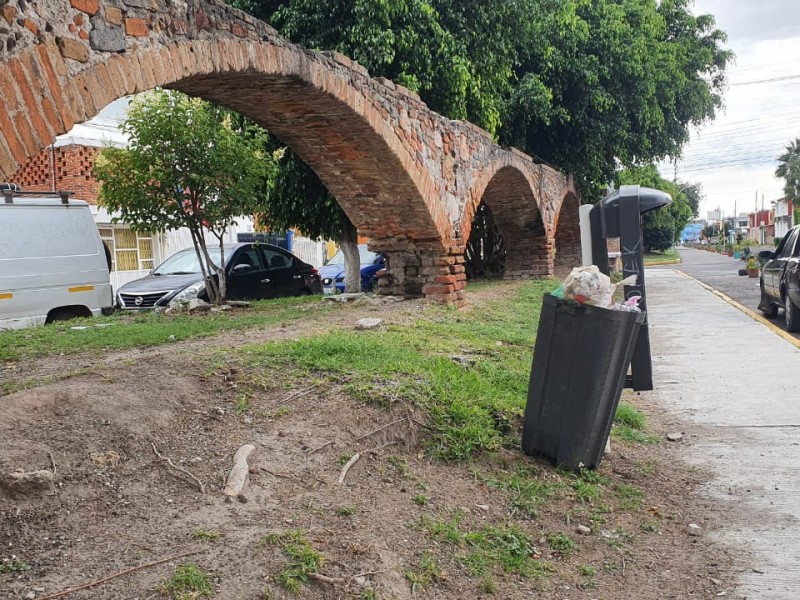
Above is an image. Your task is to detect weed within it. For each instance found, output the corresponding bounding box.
[614,403,646,430]
[572,480,603,504]
[613,425,660,444]
[419,512,465,545]
[337,454,353,466]
[479,576,497,593]
[483,467,563,518]
[616,483,644,511]
[158,564,214,598]
[335,506,357,517]
[234,393,250,415]
[387,455,409,477]
[262,530,324,591]
[190,529,220,541]
[578,565,596,576]
[413,493,429,506]
[545,532,575,556]
[640,521,658,533]
[360,589,378,600]
[603,560,619,573]
[0,556,30,574]
[404,551,443,593]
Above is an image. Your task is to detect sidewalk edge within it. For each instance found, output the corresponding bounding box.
[675,269,800,350]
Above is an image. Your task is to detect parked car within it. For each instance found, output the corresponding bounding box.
[116,243,322,309]
[319,244,385,294]
[758,224,800,331]
[0,185,114,330]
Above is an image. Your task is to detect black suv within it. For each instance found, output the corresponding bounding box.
[758,225,800,331]
[117,243,322,309]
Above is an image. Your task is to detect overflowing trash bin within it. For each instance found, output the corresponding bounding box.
[522,292,644,470]
[522,186,671,470]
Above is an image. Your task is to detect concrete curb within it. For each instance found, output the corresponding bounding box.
[675,269,800,350]
[645,258,681,266]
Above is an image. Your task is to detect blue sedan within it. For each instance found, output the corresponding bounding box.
[319,245,385,294]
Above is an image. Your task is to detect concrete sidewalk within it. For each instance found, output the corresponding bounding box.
[646,268,800,599]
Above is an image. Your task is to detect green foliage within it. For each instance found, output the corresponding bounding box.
[776,138,800,200]
[95,90,274,303]
[545,532,575,555]
[190,529,220,541]
[159,564,214,598]
[482,466,564,518]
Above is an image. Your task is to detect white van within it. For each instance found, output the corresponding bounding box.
[0,186,114,330]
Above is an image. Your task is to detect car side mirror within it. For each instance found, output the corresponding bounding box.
[758,250,774,260]
[232,263,252,274]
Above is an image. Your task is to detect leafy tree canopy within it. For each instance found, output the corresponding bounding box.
[95,90,273,303]
[232,0,730,202]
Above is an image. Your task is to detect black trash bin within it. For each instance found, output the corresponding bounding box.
[522,294,645,470]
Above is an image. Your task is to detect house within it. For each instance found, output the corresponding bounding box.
[748,209,774,245]
[773,197,795,240]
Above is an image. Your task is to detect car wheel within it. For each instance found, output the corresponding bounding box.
[46,309,79,324]
[760,286,778,318]
[786,295,800,332]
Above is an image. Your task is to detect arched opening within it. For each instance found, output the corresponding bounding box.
[553,192,582,278]
[465,166,550,279]
[465,202,506,279]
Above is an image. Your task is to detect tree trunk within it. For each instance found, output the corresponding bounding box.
[339,216,361,293]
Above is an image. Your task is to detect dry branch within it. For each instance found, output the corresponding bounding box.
[337,452,361,484]
[354,418,406,442]
[278,383,321,406]
[152,443,205,494]
[39,549,203,600]
[222,444,255,498]
[307,440,333,455]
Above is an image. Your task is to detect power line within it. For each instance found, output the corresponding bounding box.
[730,74,800,86]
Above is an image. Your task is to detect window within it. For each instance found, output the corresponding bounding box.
[263,248,292,270]
[780,229,799,258]
[98,226,154,272]
[232,247,264,270]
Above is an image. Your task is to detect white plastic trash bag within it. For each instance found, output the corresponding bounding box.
[556,265,638,310]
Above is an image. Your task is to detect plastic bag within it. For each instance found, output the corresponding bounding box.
[558,265,637,310]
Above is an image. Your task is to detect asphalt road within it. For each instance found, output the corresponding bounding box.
[653,247,800,340]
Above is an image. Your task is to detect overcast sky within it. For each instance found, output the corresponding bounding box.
[659,0,800,220]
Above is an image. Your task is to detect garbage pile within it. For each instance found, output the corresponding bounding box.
[553,265,641,312]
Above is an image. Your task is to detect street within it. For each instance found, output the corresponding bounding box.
[655,247,800,341]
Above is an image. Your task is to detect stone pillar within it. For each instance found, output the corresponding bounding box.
[378,245,467,308]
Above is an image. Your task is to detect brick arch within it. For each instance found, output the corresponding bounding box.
[1,38,449,252]
[462,160,551,278]
[553,191,582,273]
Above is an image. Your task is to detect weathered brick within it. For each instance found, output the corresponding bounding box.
[71,0,99,15]
[56,37,89,62]
[12,112,38,159]
[1,5,15,24]
[105,6,123,25]
[23,19,38,34]
[125,18,148,37]
[0,100,27,165]
[7,60,49,145]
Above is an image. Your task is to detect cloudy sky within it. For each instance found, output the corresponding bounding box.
[659,0,800,220]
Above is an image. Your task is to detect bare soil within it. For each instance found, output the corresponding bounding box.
[1,285,741,599]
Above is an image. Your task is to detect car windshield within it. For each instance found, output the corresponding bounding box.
[326,246,378,266]
[152,248,225,275]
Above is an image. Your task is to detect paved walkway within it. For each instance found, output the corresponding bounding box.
[646,268,800,599]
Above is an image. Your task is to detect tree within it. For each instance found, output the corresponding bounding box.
[502,0,732,200]
[776,138,800,201]
[94,90,272,304]
[616,165,696,252]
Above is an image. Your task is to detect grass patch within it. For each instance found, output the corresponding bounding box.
[481,466,564,518]
[237,280,555,461]
[405,551,443,593]
[0,295,328,363]
[545,532,575,556]
[413,493,430,506]
[613,403,659,444]
[643,249,679,265]
[262,530,324,592]
[418,513,551,582]
[158,564,213,598]
[615,484,645,511]
[0,556,30,574]
[335,506,357,517]
[189,529,220,541]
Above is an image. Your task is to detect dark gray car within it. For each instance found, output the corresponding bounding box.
[117,243,322,309]
[758,225,800,331]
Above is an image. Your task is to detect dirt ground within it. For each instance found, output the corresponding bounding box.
[1,285,741,599]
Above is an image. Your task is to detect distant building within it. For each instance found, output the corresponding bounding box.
[680,223,704,244]
[707,208,723,222]
[748,209,774,245]
[773,198,794,239]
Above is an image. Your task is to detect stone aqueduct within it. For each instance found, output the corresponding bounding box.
[0,0,581,306]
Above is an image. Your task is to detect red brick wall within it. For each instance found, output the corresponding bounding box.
[10,144,100,203]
